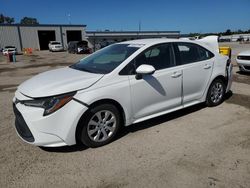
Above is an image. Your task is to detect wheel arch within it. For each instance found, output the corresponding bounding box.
[205,75,227,106]
[75,98,126,144]
[211,75,228,87]
[201,74,228,103]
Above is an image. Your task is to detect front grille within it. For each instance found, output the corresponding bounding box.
[237,56,250,60]
[13,104,34,142]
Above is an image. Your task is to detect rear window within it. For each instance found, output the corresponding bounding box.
[176,42,214,65]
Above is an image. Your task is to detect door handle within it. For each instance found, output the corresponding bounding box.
[171,72,182,78]
[204,64,211,69]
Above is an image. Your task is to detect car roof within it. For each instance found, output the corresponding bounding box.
[119,37,218,54]
[119,38,177,45]
[120,37,215,45]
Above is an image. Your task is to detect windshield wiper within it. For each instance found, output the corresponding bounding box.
[69,65,93,73]
[70,64,105,74]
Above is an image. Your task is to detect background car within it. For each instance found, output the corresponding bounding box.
[67,41,91,54]
[236,50,250,72]
[2,46,17,55]
[48,41,64,52]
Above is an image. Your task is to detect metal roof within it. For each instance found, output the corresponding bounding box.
[0,24,86,27]
[87,31,180,34]
[86,31,180,37]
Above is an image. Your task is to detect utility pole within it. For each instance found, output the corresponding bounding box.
[68,13,71,25]
[138,20,141,39]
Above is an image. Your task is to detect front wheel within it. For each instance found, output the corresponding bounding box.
[206,79,226,107]
[79,104,121,148]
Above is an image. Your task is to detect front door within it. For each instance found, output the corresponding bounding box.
[128,43,182,120]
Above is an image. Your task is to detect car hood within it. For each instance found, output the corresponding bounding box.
[238,50,250,56]
[18,67,104,98]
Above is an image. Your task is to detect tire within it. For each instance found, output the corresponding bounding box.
[206,79,226,107]
[239,66,244,73]
[79,104,121,148]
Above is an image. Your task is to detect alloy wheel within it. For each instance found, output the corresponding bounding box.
[87,110,117,142]
[210,82,224,103]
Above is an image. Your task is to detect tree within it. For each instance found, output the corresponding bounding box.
[0,13,15,24]
[239,29,243,33]
[224,29,232,35]
[0,14,4,23]
[4,16,15,24]
[20,17,39,25]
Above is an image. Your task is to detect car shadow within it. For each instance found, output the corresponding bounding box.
[144,75,166,96]
[41,93,234,153]
[117,103,206,139]
[224,90,233,100]
[39,143,88,153]
[236,71,250,76]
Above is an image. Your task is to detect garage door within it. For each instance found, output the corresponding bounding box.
[66,30,82,43]
[38,30,56,50]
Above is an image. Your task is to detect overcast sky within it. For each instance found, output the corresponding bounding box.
[1,0,250,33]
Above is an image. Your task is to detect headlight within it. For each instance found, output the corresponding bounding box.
[21,92,76,116]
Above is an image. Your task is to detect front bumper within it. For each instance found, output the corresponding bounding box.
[13,92,88,147]
[13,104,35,142]
[51,47,64,51]
[236,59,250,72]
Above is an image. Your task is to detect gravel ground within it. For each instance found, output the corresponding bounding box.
[0,44,250,188]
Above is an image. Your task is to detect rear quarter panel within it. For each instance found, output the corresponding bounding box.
[200,53,228,102]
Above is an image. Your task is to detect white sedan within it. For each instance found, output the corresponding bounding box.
[13,36,233,148]
[2,46,17,55]
[48,41,64,52]
[236,50,250,72]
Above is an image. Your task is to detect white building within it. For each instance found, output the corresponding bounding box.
[219,33,250,42]
[0,24,87,51]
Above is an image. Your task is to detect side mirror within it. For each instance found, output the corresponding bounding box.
[135,64,155,80]
[136,64,155,75]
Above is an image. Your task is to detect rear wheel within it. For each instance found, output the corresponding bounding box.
[79,104,121,148]
[206,79,225,107]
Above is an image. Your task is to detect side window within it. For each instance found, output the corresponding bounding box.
[176,43,214,65]
[198,46,214,61]
[135,43,175,71]
[177,43,200,64]
[119,43,175,75]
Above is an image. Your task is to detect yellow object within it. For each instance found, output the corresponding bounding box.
[219,46,231,59]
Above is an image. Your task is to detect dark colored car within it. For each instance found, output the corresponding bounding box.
[67,41,91,54]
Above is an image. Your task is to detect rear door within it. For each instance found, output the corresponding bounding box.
[174,42,215,104]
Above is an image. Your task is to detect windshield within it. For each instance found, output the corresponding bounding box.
[70,44,139,74]
[51,42,61,45]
